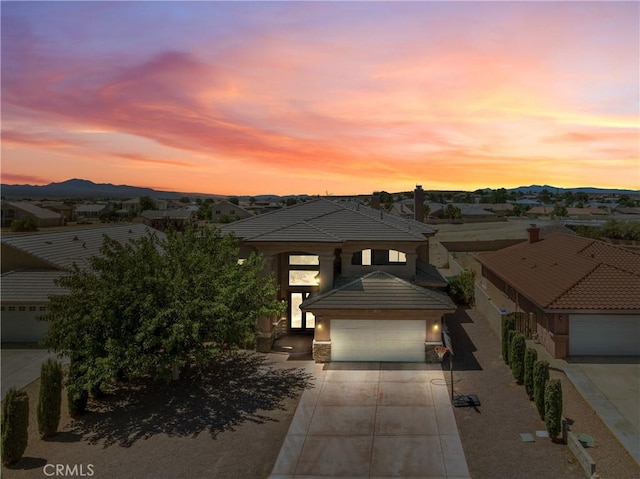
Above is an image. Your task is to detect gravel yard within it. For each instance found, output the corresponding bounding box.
[1,352,312,479]
[448,307,640,479]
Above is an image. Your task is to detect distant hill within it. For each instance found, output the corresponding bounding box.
[484,185,639,195]
[0,179,223,200]
[2,178,637,200]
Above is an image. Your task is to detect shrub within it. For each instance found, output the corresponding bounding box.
[502,315,515,363]
[524,348,538,400]
[67,385,89,417]
[1,388,29,466]
[545,379,563,441]
[533,360,550,420]
[448,268,476,306]
[510,333,526,384]
[507,329,517,366]
[37,359,63,438]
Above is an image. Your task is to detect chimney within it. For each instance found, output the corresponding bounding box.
[371,191,381,209]
[414,185,425,222]
[527,224,541,243]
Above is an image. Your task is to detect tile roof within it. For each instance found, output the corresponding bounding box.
[477,233,640,311]
[301,271,455,311]
[1,270,68,303]
[220,198,437,243]
[4,201,61,220]
[1,223,163,271]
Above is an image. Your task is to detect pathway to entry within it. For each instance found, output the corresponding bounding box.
[269,361,470,478]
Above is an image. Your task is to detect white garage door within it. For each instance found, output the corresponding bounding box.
[1,311,50,342]
[331,319,425,362]
[570,315,640,356]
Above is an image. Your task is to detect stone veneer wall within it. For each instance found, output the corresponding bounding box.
[425,342,442,363]
[256,334,273,353]
[313,340,331,363]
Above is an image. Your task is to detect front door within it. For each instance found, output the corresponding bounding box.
[289,292,315,332]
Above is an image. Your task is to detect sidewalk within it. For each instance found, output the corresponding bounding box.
[1,348,68,397]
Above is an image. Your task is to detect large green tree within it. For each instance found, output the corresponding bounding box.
[43,228,283,392]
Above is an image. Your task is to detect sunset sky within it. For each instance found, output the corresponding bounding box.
[2,1,638,195]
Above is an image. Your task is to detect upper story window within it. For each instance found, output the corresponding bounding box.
[289,255,319,266]
[388,249,407,263]
[352,248,407,265]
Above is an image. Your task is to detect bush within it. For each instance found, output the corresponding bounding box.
[510,333,526,384]
[1,388,29,466]
[502,315,516,363]
[507,329,518,366]
[67,385,89,417]
[524,348,538,400]
[545,379,563,441]
[37,359,63,438]
[448,268,476,306]
[534,360,550,420]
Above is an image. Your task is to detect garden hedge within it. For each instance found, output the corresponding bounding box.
[510,333,526,384]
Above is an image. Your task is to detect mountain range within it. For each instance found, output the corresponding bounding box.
[1,178,638,200]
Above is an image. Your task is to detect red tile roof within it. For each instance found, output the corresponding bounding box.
[477,233,640,311]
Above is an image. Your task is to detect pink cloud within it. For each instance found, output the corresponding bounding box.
[1,173,52,185]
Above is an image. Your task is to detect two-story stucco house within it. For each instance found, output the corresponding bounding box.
[220,193,455,363]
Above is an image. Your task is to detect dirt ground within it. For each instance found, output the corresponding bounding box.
[447,307,640,479]
[1,352,312,479]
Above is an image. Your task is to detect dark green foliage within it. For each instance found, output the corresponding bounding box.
[37,359,63,438]
[507,329,517,366]
[510,333,526,384]
[544,379,563,441]
[502,315,516,363]
[10,216,38,232]
[67,386,89,417]
[43,227,285,393]
[524,348,538,400]
[1,388,29,466]
[67,358,88,417]
[448,268,476,306]
[534,360,550,420]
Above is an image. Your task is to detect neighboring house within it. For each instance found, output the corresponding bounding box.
[220,193,455,363]
[134,209,195,232]
[1,201,63,228]
[121,198,143,215]
[212,200,252,222]
[74,203,110,219]
[477,226,640,358]
[37,202,74,222]
[1,224,162,342]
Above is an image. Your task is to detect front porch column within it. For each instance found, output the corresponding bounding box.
[318,253,335,294]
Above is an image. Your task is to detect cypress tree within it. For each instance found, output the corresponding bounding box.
[37,359,63,438]
[533,360,550,420]
[502,315,515,363]
[510,333,526,384]
[1,388,29,466]
[524,347,538,400]
[507,329,517,366]
[545,379,563,441]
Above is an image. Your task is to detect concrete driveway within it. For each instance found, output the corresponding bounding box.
[269,362,470,478]
[564,359,640,465]
[1,348,68,397]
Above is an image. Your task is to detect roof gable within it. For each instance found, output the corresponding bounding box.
[477,233,640,310]
[221,198,436,243]
[301,271,455,310]
[1,224,163,271]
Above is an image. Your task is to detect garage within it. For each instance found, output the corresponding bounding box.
[569,315,640,356]
[331,319,426,362]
